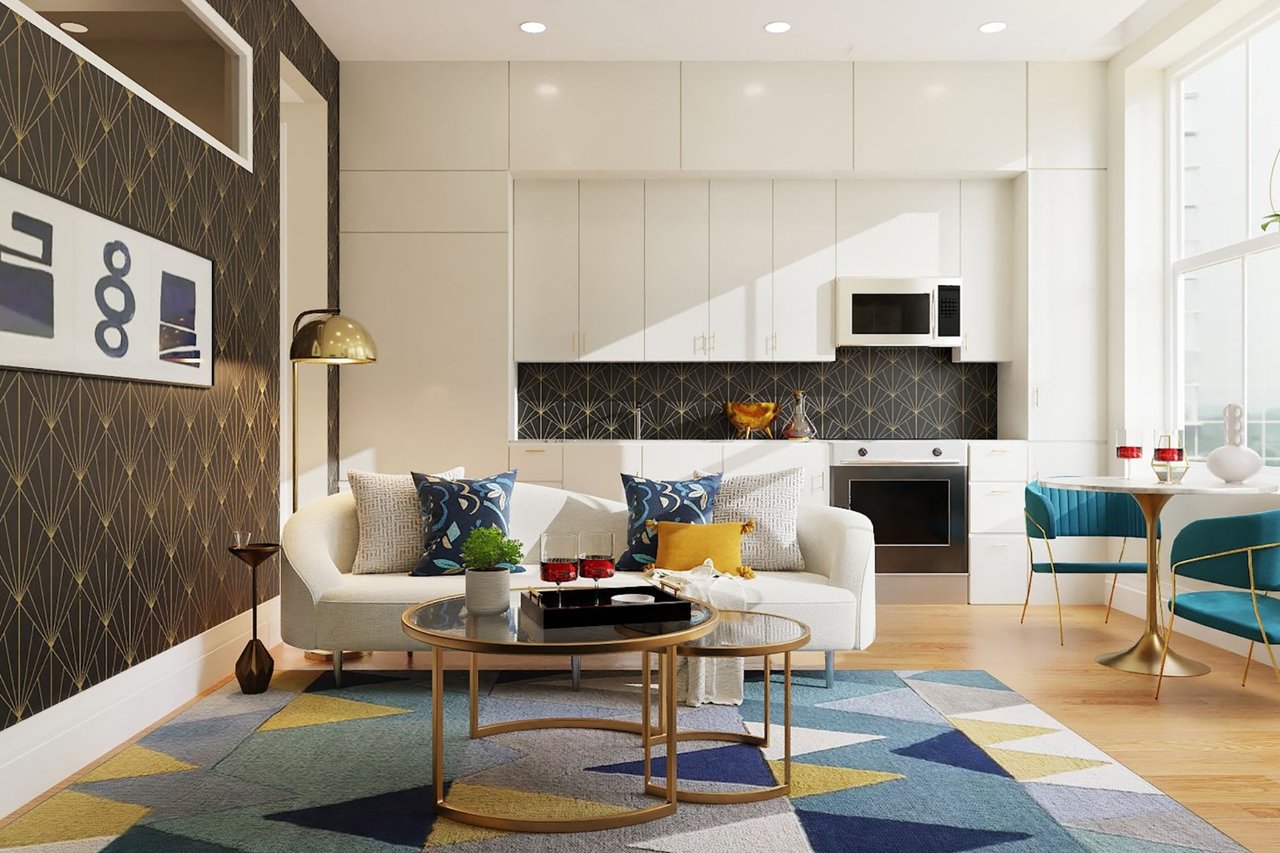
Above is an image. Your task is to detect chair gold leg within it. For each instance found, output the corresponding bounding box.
[1155,609,1177,700]
[1050,569,1064,647]
[1105,574,1118,624]
[1020,570,1034,625]
[1242,643,1254,687]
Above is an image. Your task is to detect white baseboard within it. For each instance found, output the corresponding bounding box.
[1110,583,1251,656]
[0,597,280,818]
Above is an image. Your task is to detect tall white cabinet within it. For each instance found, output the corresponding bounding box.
[645,181,711,360]
[772,181,837,361]
[580,181,646,361]
[513,181,578,362]
[709,180,773,361]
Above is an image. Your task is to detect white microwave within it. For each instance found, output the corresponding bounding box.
[835,277,962,347]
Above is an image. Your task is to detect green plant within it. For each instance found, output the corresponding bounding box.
[460,526,524,571]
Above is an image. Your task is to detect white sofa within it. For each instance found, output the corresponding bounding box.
[281,482,875,685]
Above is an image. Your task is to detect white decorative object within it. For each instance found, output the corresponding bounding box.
[1206,404,1263,484]
[464,569,510,615]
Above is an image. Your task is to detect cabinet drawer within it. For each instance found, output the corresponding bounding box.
[969,441,1028,482]
[509,444,564,482]
[969,483,1025,534]
[969,534,1028,604]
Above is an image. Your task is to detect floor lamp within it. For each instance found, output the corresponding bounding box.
[289,308,377,662]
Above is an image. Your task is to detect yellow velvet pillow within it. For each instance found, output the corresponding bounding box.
[649,520,756,578]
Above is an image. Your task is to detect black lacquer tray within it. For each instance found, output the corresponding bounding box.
[519,584,693,629]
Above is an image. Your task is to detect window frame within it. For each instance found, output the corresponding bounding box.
[1166,4,1280,459]
[5,0,254,171]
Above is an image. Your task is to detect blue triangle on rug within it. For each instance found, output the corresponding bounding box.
[304,670,410,692]
[103,825,242,852]
[586,743,775,787]
[264,784,436,846]
[893,730,1011,777]
[796,811,1032,853]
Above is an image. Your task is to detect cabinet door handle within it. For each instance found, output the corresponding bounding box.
[772,332,778,352]
[571,332,578,355]
[709,332,716,352]
[694,335,702,354]
[523,449,547,454]
[987,490,1010,496]
[963,333,969,351]
[989,449,1010,455]
[1033,387,1040,407]
[817,470,826,491]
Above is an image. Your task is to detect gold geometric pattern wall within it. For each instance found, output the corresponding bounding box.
[0,1,339,729]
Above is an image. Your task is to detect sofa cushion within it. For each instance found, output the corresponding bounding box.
[654,520,751,574]
[348,468,463,575]
[706,467,805,572]
[412,470,517,576]
[618,473,721,570]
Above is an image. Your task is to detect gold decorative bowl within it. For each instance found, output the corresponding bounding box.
[725,402,779,439]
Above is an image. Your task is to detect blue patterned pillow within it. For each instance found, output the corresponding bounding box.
[411,470,522,576]
[617,473,722,570]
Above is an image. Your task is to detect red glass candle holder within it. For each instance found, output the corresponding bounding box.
[1151,432,1188,484]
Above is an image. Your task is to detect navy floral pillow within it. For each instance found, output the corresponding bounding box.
[617,473,722,570]
[411,470,522,576]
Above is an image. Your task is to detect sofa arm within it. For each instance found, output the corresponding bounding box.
[796,504,876,649]
[280,492,355,650]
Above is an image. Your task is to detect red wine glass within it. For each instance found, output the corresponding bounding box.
[1115,429,1143,480]
[540,532,579,607]
[579,532,615,605]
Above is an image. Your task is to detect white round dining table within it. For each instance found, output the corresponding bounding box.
[1038,475,1278,677]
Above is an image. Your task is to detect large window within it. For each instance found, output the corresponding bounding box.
[1173,15,1280,462]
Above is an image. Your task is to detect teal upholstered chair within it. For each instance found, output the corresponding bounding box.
[1158,510,1280,697]
[1023,483,1153,645]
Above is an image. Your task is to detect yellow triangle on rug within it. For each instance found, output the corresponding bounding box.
[949,718,1059,747]
[257,693,409,732]
[424,782,631,847]
[79,745,197,783]
[984,748,1108,782]
[767,760,904,798]
[0,791,149,847]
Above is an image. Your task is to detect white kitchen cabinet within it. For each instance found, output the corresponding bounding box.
[722,441,832,506]
[969,440,1029,483]
[969,483,1026,534]
[562,443,643,502]
[509,62,680,171]
[514,181,579,362]
[1026,170,1107,442]
[710,181,773,361]
[835,180,960,278]
[641,442,725,480]
[508,443,564,482]
[954,180,1016,362]
[771,181,836,362]
[681,63,853,172]
[579,181,646,361]
[1028,63,1108,170]
[854,63,1026,173]
[968,535,1028,605]
[645,181,711,361]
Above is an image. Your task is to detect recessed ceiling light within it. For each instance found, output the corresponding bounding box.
[978,21,1007,34]
[59,21,89,34]
[520,21,547,34]
[764,21,791,34]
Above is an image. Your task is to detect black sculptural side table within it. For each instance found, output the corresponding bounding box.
[228,542,280,694]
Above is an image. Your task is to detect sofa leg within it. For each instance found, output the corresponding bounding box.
[825,651,836,688]
[571,655,581,691]
[333,651,343,688]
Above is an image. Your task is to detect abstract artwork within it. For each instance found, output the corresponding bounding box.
[0,176,213,386]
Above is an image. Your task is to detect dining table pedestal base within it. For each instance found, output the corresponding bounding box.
[1096,630,1210,676]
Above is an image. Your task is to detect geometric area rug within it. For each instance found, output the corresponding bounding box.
[0,669,1243,852]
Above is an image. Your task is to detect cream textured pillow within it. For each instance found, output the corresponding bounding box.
[348,468,464,574]
[702,467,805,572]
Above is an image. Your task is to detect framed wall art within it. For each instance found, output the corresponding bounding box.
[0,176,213,387]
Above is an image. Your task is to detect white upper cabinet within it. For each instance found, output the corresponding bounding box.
[340,62,508,170]
[835,180,960,277]
[579,181,646,361]
[510,62,680,171]
[681,63,854,172]
[954,180,1016,363]
[709,181,773,361]
[645,181,711,361]
[772,180,836,362]
[854,63,1027,173]
[1028,62,1108,169]
[514,181,579,362]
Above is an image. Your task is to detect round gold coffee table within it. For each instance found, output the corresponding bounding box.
[628,609,810,803]
[402,592,719,833]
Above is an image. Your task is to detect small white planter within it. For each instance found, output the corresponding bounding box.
[465,569,511,615]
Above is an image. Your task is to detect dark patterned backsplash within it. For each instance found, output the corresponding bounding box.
[0,4,339,729]
[517,348,997,441]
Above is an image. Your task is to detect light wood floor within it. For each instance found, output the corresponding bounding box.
[7,604,1279,849]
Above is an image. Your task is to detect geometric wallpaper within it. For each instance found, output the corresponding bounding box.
[517,348,998,441]
[0,2,338,730]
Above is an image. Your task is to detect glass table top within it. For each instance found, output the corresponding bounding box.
[402,591,717,654]
[624,609,810,656]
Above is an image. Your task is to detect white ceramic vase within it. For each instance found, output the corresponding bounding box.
[1206,403,1263,484]
[465,568,511,615]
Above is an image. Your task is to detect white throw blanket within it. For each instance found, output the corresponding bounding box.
[647,561,747,707]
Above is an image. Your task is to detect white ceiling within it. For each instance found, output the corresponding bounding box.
[292,0,1186,62]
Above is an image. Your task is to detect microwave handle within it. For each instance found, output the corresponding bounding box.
[930,288,936,337]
